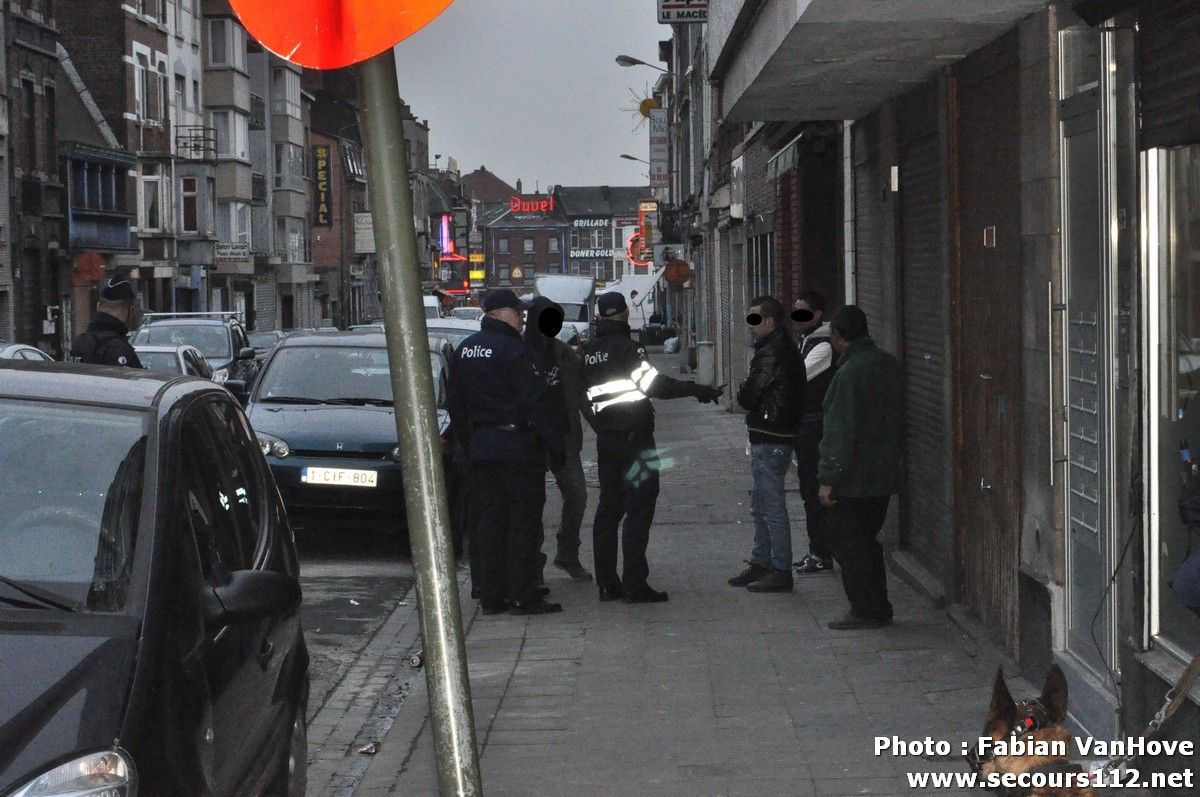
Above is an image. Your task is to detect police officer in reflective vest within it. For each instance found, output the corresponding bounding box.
[583,292,722,603]
[69,278,143,368]
[449,289,565,616]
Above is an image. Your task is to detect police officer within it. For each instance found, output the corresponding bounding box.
[69,278,143,368]
[583,292,722,603]
[448,288,564,616]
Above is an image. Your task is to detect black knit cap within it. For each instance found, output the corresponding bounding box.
[100,278,137,302]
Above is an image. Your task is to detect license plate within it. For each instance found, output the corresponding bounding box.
[301,467,378,488]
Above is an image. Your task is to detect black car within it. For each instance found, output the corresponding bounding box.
[248,329,289,358]
[0,362,308,796]
[246,332,465,547]
[131,313,260,388]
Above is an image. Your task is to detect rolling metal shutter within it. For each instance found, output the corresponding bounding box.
[853,114,886,326]
[897,81,954,582]
[296,283,315,328]
[254,278,278,330]
[1138,0,1200,149]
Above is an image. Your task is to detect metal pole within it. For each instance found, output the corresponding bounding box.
[358,48,483,797]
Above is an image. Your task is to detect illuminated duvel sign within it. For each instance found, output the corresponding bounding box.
[510,195,555,214]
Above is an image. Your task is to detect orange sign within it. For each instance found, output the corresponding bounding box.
[229,0,453,69]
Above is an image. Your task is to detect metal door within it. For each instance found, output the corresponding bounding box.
[952,32,1024,651]
[854,114,885,326]
[898,81,954,577]
[1060,45,1117,687]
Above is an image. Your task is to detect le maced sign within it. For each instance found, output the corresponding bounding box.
[658,0,706,23]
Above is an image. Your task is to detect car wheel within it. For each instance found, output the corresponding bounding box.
[270,707,307,796]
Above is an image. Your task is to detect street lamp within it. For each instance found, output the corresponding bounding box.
[620,154,650,164]
[615,54,668,72]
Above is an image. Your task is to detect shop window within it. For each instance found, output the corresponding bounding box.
[1151,144,1200,655]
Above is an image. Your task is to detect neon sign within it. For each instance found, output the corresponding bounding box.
[440,213,466,261]
[626,232,652,268]
[510,195,555,214]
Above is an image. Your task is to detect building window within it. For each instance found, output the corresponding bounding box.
[207,19,246,70]
[217,201,251,245]
[275,216,306,263]
[1150,144,1200,655]
[569,229,580,249]
[141,164,162,231]
[181,176,198,233]
[498,238,509,254]
[210,110,249,160]
[274,142,304,189]
[548,237,559,254]
[140,0,162,21]
[342,145,366,180]
[523,237,534,254]
[271,68,301,119]
[174,74,185,115]
[192,79,200,111]
[20,79,35,171]
[498,266,510,283]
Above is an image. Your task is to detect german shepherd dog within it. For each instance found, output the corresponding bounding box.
[967,665,1097,796]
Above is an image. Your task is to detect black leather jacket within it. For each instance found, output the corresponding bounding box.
[737,328,806,442]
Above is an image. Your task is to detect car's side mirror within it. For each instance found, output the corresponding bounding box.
[238,347,256,360]
[225,379,249,405]
[206,570,300,626]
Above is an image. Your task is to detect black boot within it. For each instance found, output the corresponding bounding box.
[746,569,793,593]
[728,562,770,587]
[623,583,669,603]
[598,581,624,602]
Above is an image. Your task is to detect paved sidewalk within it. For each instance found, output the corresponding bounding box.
[351,355,1013,796]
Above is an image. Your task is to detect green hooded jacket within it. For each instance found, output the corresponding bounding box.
[817,336,904,496]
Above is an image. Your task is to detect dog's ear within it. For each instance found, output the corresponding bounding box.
[1040,664,1069,723]
[986,668,1017,735]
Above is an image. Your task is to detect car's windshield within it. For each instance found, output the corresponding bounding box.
[560,302,590,323]
[248,331,281,349]
[138,351,182,373]
[451,307,482,321]
[0,400,146,613]
[425,305,440,320]
[257,346,444,406]
[134,324,231,360]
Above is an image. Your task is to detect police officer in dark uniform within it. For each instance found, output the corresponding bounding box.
[583,292,722,603]
[69,278,143,368]
[448,288,565,616]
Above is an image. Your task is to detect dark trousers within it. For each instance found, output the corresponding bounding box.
[469,461,546,606]
[794,416,832,561]
[593,431,660,588]
[826,495,893,620]
[552,447,589,566]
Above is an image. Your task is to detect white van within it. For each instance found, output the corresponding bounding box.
[533,275,595,344]
[423,295,442,320]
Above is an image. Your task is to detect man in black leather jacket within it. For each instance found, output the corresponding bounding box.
[729,296,807,593]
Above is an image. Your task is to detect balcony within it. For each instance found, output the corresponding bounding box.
[708,0,1048,121]
[176,126,217,161]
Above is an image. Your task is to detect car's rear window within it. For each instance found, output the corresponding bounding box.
[138,351,182,373]
[134,324,231,360]
[0,400,146,613]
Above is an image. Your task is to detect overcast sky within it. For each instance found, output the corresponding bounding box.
[392,0,666,190]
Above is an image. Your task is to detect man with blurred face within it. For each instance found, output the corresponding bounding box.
[791,291,836,576]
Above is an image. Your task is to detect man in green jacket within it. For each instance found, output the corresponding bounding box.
[818,305,904,630]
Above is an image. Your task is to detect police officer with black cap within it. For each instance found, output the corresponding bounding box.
[69,278,143,368]
[583,291,722,603]
[449,288,565,616]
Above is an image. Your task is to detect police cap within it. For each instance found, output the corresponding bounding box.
[481,288,529,313]
[597,291,628,318]
[100,277,137,303]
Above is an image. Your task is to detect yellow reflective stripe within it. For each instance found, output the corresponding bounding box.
[587,378,638,400]
[592,391,648,414]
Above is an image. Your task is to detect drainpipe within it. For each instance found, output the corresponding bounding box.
[843,119,856,304]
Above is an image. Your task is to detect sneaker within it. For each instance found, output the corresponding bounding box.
[623,583,669,603]
[746,569,793,593]
[509,600,563,615]
[827,612,892,630]
[793,553,833,576]
[553,560,594,581]
[728,562,771,587]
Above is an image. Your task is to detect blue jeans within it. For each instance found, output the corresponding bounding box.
[749,442,793,572]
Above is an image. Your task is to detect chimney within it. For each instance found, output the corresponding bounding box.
[516,179,523,193]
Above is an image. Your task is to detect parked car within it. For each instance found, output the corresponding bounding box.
[134,343,215,379]
[248,329,288,357]
[0,342,52,361]
[0,360,309,796]
[246,332,464,548]
[450,306,483,322]
[426,318,481,349]
[131,312,259,388]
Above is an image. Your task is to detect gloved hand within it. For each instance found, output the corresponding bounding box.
[694,384,723,404]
